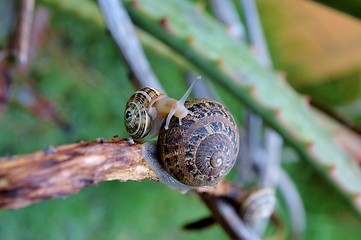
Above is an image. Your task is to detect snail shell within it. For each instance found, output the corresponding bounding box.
[241,188,276,223]
[158,98,240,187]
[124,80,196,139]
[124,87,164,139]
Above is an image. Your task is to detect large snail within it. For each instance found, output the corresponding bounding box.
[157,98,239,187]
[124,83,240,190]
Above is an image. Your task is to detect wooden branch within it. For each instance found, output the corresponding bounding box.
[13,0,34,65]
[199,193,260,240]
[0,136,158,209]
[96,2,260,238]
[98,0,165,91]
[0,135,245,211]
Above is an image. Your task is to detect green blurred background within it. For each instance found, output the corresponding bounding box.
[1,0,361,239]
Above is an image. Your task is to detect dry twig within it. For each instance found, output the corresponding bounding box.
[0,137,157,209]
[0,135,244,211]
[13,0,34,65]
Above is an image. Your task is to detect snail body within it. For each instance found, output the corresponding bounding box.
[157,98,240,187]
[124,81,196,139]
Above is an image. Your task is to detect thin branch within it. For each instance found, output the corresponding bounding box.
[0,136,244,211]
[210,0,246,41]
[13,0,34,65]
[240,0,271,66]
[14,82,73,133]
[0,60,12,117]
[97,2,259,239]
[19,6,50,72]
[97,0,164,91]
[278,169,305,240]
[240,0,306,236]
[0,137,157,209]
[200,193,260,240]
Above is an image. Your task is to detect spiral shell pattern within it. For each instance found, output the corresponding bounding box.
[124,87,164,139]
[158,98,239,187]
[241,188,276,223]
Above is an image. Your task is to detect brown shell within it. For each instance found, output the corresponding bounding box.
[158,98,240,187]
[124,87,164,139]
[241,188,276,222]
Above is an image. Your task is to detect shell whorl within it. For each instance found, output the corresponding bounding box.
[158,98,239,187]
[124,87,164,139]
[241,188,276,223]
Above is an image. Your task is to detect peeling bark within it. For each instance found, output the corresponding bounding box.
[0,135,244,210]
[0,136,158,209]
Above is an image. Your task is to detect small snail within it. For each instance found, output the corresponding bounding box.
[240,188,276,223]
[142,98,240,190]
[124,80,196,139]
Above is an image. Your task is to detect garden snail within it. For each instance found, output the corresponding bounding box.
[142,98,240,190]
[124,80,197,139]
[240,188,276,223]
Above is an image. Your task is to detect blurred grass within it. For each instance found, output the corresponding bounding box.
[0,1,227,239]
[282,158,361,239]
[1,0,361,239]
[0,181,227,240]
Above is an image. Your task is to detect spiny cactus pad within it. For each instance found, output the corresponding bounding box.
[124,0,361,216]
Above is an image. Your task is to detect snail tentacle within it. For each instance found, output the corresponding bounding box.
[163,78,198,130]
[125,79,198,138]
